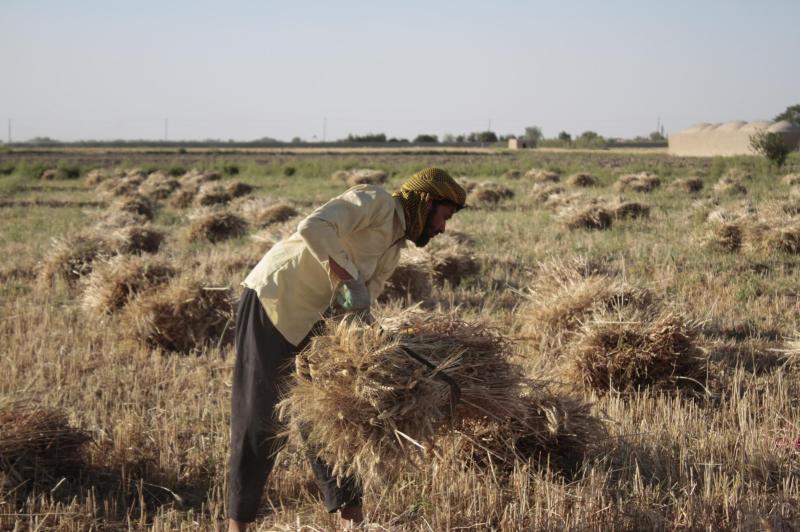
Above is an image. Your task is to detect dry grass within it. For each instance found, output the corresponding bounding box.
[559,204,613,230]
[0,402,91,488]
[525,168,560,183]
[85,168,113,187]
[81,255,176,319]
[568,310,708,395]
[704,221,744,252]
[122,275,235,353]
[670,177,704,193]
[614,172,661,193]
[168,188,197,208]
[503,169,521,179]
[744,221,800,255]
[429,244,481,286]
[566,173,598,188]
[186,210,248,243]
[280,309,526,484]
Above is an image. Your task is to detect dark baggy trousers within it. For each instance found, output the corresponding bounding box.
[228,288,362,522]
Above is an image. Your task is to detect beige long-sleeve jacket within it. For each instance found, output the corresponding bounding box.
[243,185,407,346]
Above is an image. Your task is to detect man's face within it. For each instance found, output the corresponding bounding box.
[414,202,457,247]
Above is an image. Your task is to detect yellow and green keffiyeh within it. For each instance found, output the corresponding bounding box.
[392,168,466,242]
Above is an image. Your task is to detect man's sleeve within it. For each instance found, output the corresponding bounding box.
[297,187,394,287]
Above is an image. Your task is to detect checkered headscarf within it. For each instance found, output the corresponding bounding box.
[392,168,466,242]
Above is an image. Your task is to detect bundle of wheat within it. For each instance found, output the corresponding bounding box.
[81,255,175,319]
[544,191,584,211]
[566,173,598,188]
[98,174,147,198]
[558,204,613,230]
[169,188,197,208]
[782,174,800,187]
[85,168,112,187]
[278,309,526,483]
[39,232,116,285]
[0,402,91,486]
[440,387,605,474]
[110,226,164,254]
[744,221,800,255]
[530,184,566,204]
[195,184,232,207]
[180,170,221,189]
[224,181,253,198]
[249,202,299,228]
[346,169,387,187]
[525,169,560,183]
[331,169,387,187]
[138,172,180,200]
[519,260,651,358]
[614,172,661,193]
[122,275,235,353]
[468,182,515,205]
[670,177,704,193]
[113,194,155,221]
[380,246,434,302]
[186,210,248,243]
[568,309,707,395]
[713,176,747,196]
[94,211,150,230]
[610,200,650,220]
[428,244,481,286]
[704,221,743,252]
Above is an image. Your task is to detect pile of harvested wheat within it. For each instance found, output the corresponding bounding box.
[122,275,235,353]
[380,246,434,302]
[558,204,613,230]
[194,183,232,206]
[0,402,91,486]
[702,204,800,255]
[81,255,176,319]
[279,309,529,483]
[614,172,660,193]
[566,173,598,188]
[782,174,800,187]
[530,184,566,204]
[609,200,650,220]
[713,176,747,196]
[39,231,116,285]
[237,197,299,228]
[517,256,710,396]
[186,209,248,243]
[138,172,181,200]
[332,168,387,187]
[525,168,560,183]
[467,182,514,205]
[670,177,704,193]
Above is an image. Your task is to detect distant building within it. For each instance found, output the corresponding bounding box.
[669,120,800,157]
[508,137,534,149]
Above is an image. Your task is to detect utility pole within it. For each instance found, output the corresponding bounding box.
[323,117,327,143]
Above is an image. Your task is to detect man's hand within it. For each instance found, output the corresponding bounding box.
[337,274,370,315]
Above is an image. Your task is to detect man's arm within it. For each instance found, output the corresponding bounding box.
[297,187,395,287]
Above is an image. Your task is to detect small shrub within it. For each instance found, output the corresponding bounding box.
[283,166,296,177]
[749,129,790,167]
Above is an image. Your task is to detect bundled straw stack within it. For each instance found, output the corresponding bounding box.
[279,309,527,483]
[614,172,660,193]
[0,402,91,486]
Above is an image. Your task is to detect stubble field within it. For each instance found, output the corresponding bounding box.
[1,147,800,531]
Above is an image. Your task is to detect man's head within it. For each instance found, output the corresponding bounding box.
[392,168,466,247]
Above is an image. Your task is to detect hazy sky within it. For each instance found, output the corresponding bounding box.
[2,0,798,142]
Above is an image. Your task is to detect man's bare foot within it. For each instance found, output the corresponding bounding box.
[228,519,248,532]
[340,505,364,529]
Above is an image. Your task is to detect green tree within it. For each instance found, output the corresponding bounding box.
[749,129,790,167]
[467,131,498,143]
[557,131,572,142]
[774,104,800,127]
[524,126,543,145]
[413,134,439,143]
[649,131,666,142]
